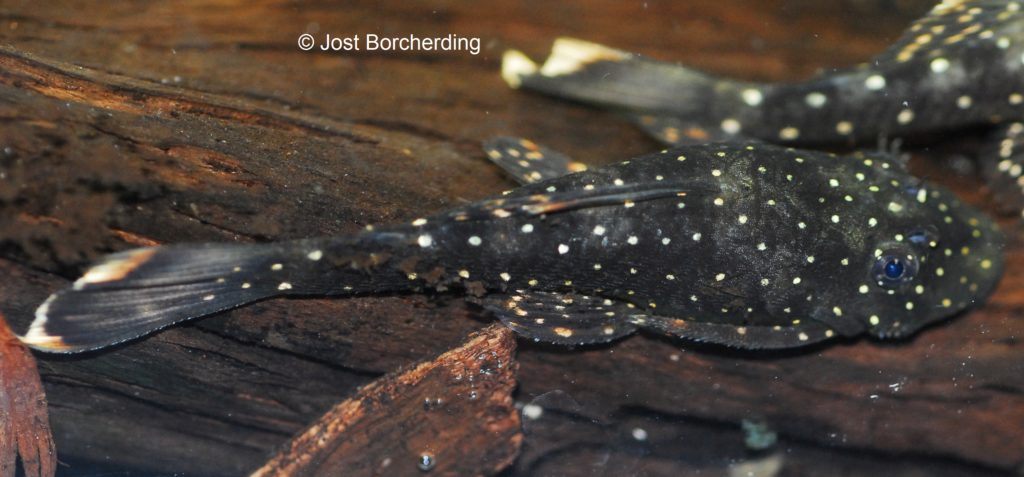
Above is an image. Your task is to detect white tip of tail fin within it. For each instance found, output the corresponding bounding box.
[501,39,629,88]
[72,248,157,290]
[501,49,538,88]
[19,294,73,352]
[540,38,630,77]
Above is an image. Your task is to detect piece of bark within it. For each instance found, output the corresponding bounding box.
[0,311,55,477]
[251,324,520,477]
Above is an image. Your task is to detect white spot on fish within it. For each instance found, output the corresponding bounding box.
[805,92,827,108]
[865,74,886,90]
[897,109,914,124]
[742,88,763,106]
[930,57,950,73]
[779,127,800,140]
[721,118,742,134]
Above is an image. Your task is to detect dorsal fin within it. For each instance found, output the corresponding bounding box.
[447,182,697,221]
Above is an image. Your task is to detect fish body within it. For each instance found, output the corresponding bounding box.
[22,141,1003,352]
[501,0,1024,212]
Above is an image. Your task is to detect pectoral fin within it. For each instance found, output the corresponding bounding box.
[636,315,840,349]
[481,291,638,345]
[483,136,587,185]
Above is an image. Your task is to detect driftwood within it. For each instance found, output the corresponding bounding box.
[251,324,519,477]
[1,0,1023,476]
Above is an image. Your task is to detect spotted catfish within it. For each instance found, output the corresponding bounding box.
[21,140,1003,353]
[501,0,1024,214]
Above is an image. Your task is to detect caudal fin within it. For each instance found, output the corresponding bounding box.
[502,38,721,115]
[21,243,285,353]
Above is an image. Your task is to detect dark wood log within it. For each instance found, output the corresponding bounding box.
[251,324,519,477]
[1,1,1023,476]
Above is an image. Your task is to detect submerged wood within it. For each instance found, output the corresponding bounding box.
[251,324,520,477]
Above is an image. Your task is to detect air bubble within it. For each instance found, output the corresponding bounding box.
[417,452,436,472]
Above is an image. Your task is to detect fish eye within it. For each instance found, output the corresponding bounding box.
[884,258,905,279]
[872,248,919,289]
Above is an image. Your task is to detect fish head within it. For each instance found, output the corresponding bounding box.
[852,175,1004,339]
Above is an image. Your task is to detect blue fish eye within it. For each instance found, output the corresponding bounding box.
[873,248,918,289]
[883,257,905,280]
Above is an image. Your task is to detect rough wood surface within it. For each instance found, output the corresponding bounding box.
[251,324,519,477]
[1,1,1023,476]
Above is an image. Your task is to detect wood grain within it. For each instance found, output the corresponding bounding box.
[251,324,520,477]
